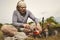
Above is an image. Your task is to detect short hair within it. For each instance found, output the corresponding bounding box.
[16,0,26,11]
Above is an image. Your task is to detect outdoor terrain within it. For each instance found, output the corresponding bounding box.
[0,30,60,40]
[0,16,60,40]
[25,33,60,40]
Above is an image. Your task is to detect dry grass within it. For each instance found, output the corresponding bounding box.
[0,30,60,40]
[25,33,60,40]
[0,31,4,40]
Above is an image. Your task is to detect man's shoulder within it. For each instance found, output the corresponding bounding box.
[13,10,19,14]
[26,10,32,15]
[26,10,31,13]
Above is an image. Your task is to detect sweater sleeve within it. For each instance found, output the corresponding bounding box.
[12,11,24,27]
[28,11,39,25]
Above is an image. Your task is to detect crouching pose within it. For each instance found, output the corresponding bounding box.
[1,0,42,37]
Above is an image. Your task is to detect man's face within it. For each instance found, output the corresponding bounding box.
[19,6,26,14]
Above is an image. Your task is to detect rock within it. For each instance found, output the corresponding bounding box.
[14,32,28,40]
[4,32,28,40]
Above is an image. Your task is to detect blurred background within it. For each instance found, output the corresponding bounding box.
[0,0,60,24]
[0,0,60,40]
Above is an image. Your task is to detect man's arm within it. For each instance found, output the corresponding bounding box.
[28,11,42,31]
[28,11,39,25]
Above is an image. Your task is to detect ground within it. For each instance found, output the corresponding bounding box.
[0,30,60,40]
[25,33,60,40]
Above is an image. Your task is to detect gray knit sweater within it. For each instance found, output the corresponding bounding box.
[12,10,39,27]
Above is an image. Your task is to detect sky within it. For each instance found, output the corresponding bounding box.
[0,0,60,24]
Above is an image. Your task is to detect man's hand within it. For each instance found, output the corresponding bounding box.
[23,24,30,29]
[36,23,42,32]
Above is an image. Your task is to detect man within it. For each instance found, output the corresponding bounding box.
[12,0,42,34]
[1,0,42,36]
[12,0,42,33]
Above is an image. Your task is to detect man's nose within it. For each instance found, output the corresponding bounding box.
[22,8,25,9]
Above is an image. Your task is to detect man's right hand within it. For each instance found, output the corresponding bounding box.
[23,24,30,29]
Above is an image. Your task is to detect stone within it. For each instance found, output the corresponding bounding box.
[14,32,28,40]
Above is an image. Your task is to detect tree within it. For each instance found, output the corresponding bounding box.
[45,16,59,28]
[45,16,58,24]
